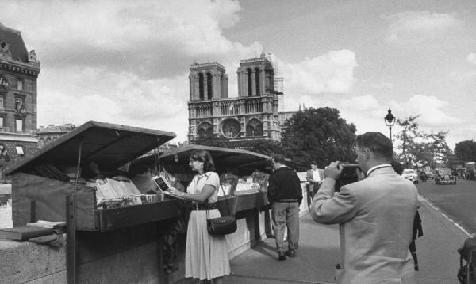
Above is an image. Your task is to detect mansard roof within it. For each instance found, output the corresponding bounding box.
[0,22,29,63]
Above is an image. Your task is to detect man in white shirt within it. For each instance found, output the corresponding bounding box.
[306,161,323,199]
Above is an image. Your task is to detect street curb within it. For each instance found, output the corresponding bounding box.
[418,194,472,237]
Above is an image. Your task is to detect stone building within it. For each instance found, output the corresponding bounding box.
[37,124,75,148]
[0,23,39,174]
[188,53,294,145]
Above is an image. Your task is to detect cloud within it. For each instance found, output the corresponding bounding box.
[0,0,268,141]
[383,11,461,43]
[37,67,191,137]
[339,95,379,111]
[0,0,256,79]
[280,49,357,96]
[389,95,460,127]
[467,53,476,65]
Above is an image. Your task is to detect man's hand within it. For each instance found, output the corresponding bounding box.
[324,161,343,180]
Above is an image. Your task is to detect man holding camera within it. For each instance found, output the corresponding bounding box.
[310,132,418,284]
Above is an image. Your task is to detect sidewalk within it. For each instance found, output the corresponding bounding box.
[224,197,469,284]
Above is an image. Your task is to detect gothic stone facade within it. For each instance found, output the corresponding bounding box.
[0,23,40,173]
[188,54,281,144]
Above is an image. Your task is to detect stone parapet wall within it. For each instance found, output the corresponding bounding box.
[0,210,271,283]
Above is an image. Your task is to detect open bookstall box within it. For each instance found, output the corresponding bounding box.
[131,144,273,216]
[5,121,180,232]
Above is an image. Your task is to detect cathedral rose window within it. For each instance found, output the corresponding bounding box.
[221,119,240,138]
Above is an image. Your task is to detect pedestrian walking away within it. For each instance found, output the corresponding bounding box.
[267,154,303,261]
[310,132,419,284]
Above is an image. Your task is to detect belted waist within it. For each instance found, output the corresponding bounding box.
[192,203,217,210]
[276,199,298,203]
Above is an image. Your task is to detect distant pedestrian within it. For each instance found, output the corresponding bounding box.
[311,132,418,283]
[267,154,303,261]
[306,161,323,205]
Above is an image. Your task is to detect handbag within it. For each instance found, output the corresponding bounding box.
[206,183,237,236]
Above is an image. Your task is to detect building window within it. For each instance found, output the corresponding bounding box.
[246,119,263,137]
[25,79,34,92]
[255,68,260,96]
[198,73,204,100]
[221,119,240,138]
[247,68,252,97]
[16,145,24,156]
[197,122,213,139]
[17,78,23,90]
[0,75,8,88]
[207,72,213,100]
[0,94,4,108]
[15,118,24,132]
[14,95,26,113]
[0,116,4,129]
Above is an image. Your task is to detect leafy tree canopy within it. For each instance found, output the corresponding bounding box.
[455,140,476,162]
[394,116,451,168]
[281,107,357,170]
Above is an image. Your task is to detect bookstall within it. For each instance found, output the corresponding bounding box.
[6,121,178,231]
[5,121,177,283]
[133,144,273,215]
[4,126,274,283]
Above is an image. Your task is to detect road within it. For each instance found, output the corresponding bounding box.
[417,178,476,234]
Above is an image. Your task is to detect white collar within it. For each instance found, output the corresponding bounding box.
[366,163,392,176]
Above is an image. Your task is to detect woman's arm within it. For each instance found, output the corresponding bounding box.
[170,184,216,203]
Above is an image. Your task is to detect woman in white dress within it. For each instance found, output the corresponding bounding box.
[168,150,230,284]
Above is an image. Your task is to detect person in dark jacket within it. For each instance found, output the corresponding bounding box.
[267,154,303,261]
[391,160,423,271]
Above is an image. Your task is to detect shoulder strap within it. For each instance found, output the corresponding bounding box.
[206,180,236,218]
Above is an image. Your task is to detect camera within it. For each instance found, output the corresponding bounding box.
[152,176,170,192]
[335,163,361,191]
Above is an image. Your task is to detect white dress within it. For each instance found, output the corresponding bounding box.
[185,171,230,280]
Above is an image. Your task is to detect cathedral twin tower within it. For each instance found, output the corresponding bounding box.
[188,53,282,144]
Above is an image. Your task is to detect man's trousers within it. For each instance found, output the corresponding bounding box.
[271,201,300,253]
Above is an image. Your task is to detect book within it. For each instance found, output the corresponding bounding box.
[26,220,66,229]
[0,226,54,241]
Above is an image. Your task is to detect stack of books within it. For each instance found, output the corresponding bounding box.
[0,220,66,241]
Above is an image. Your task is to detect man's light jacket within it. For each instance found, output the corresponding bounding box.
[311,166,418,284]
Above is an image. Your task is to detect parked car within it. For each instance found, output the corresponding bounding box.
[435,168,457,185]
[402,169,418,184]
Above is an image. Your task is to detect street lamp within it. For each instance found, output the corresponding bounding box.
[384,109,395,142]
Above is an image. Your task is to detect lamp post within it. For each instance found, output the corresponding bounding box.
[384,109,395,143]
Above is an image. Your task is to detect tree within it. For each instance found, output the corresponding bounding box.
[395,116,421,167]
[281,107,357,170]
[455,140,476,162]
[426,131,452,167]
[394,116,452,168]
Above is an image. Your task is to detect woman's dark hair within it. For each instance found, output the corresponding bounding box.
[190,150,216,172]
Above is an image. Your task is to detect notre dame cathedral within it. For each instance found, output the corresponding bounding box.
[187,53,294,145]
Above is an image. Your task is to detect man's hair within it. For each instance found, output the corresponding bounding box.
[272,154,287,165]
[356,132,393,159]
[310,161,317,166]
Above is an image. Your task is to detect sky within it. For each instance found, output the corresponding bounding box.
[1,0,475,149]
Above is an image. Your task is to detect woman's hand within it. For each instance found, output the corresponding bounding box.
[169,187,185,198]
